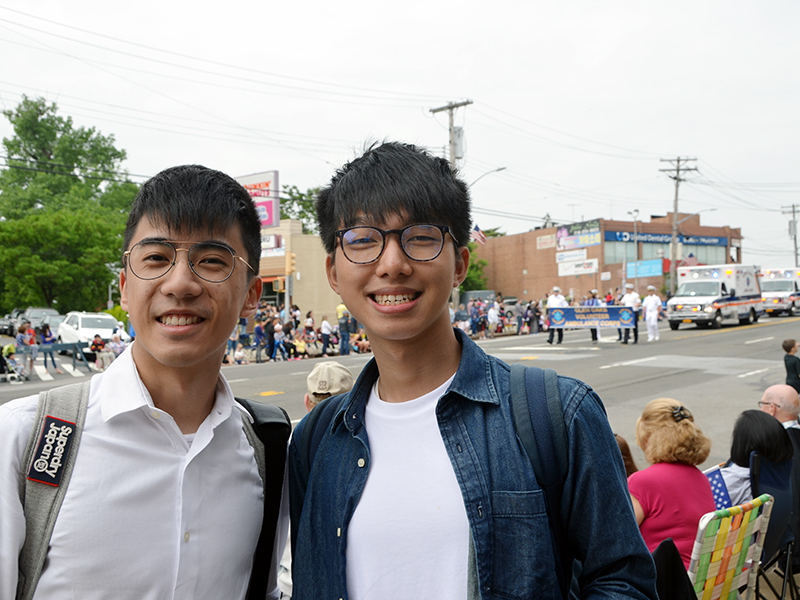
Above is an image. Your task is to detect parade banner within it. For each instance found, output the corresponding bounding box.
[548,306,635,329]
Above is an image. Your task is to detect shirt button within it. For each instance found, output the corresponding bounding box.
[357,458,365,468]
[184,531,190,542]
[151,412,160,419]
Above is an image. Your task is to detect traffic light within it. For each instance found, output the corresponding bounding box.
[285,252,297,276]
[272,278,285,292]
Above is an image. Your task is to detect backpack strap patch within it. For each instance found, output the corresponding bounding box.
[26,416,78,487]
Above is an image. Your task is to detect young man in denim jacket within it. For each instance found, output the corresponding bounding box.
[288,142,657,600]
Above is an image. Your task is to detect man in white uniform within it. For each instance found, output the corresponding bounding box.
[641,285,663,342]
[547,286,569,345]
[621,283,641,345]
[0,165,288,599]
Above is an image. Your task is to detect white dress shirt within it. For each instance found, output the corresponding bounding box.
[0,344,287,600]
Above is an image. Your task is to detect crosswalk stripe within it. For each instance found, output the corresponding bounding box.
[33,365,54,381]
[61,363,85,378]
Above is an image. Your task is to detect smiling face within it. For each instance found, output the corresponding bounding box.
[325,213,469,347]
[120,216,261,374]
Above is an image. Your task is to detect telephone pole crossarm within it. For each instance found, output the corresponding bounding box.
[430,100,473,168]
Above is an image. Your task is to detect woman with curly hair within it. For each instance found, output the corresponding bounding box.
[627,398,715,567]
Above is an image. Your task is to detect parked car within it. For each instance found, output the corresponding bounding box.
[22,307,61,333]
[57,311,128,355]
[41,313,67,333]
[3,308,24,336]
[0,314,13,336]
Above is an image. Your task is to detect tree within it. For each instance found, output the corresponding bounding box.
[0,209,122,311]
[0,96,137,312]
[460,242,488,292]
[281,185,319,234]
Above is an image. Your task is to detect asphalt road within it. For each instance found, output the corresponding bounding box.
[3,315,799,471]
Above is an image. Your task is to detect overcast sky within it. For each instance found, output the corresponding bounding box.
[1,1,797,265]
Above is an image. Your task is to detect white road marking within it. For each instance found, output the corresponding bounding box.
[744,337,774,345]
[61,364,85,378]
[600,356,659,370]
[33,366,54,381]
[737,368,772,379]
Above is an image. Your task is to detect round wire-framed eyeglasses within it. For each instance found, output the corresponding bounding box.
[123,240,254,283]
[335,224,452,264]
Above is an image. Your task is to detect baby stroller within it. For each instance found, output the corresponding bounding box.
[2,344,29,384]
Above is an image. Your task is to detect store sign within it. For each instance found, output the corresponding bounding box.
[556,249,587,263]
[236,170,280,228]
[557,219,601,251]
[537,234,556,250]
[605,231,727,246]
[558,259,598,276]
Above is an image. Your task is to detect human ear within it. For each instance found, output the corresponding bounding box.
[120,269,129,312]
[239,276,262,318]
[453,246,470,288]
[326,254,340,295]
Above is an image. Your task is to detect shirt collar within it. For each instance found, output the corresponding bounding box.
[97,342,241,426]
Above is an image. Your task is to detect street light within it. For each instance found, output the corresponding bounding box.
[468,167,506,188]
[669,208,718,295]
[628,210,639,291]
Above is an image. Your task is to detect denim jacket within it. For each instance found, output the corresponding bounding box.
[288,330,657,600]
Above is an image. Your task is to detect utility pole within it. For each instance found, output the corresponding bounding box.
[660,157,698,295]
[782,204,799,267]
[430,100,473,168]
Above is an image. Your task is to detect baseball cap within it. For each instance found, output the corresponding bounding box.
[307,361,354,396]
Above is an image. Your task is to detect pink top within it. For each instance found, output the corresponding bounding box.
[628,462,715,567]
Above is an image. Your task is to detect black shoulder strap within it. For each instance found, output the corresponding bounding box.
[509,364,571,598]
[236,398,291,600]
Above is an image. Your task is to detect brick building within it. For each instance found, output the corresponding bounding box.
[472,213,742,303]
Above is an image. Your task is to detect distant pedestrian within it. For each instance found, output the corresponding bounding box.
[784,339,800,394]
[585,289,602,345]
[642,286,663,342]
[621,283,641,345]
[546,286,568,344]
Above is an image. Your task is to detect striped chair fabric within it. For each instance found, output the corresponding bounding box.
[687,494,774,600]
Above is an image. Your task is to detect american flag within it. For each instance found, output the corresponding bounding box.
[705,466,732,510]
[470,224,487,246]
[682,253,700,267]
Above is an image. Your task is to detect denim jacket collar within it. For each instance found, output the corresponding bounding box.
[336,329,499,435]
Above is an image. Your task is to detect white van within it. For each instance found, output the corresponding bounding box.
[666,264,763,330]
[759,268,800,317]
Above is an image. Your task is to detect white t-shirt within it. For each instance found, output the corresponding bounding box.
[346,375,468,600]
[320,319,332,335]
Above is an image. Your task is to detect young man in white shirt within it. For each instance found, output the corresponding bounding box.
[288,142,657,600]
[641,285,663,342]
[0,165,288,599]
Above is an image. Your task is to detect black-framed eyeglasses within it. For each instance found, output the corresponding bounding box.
[123,240,254,283]
[334,224,452,265]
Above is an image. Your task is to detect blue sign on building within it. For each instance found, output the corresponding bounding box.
[605,231,727,247]
[627,259,664,279]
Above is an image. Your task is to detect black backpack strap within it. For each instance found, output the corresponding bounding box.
[509,364,571,598]
[236,398,291,600]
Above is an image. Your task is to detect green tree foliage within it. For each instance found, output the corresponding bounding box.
[281,184,319,234]
[0,96,137,312]
[460,242,488,292]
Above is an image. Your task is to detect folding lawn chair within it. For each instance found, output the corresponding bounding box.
[687,494,774,600]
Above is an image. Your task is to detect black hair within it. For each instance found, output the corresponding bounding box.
[316,141,472,254]
[124,165,261,276]
[730,410,794,467]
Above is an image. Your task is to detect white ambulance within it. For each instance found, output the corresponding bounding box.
[666,264,763,330]
[759,268,800,317]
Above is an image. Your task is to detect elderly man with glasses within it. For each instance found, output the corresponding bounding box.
[759,384,800,429]
[0,165,290,599]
